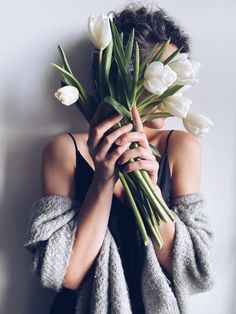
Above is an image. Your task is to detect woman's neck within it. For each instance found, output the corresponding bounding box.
[143,127,162,143]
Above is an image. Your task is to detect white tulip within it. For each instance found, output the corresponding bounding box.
[143,61,177,96]
[169,53,201,88]
[182,112,214,138]
[54,86,79,106]
[159,95,192,118]
[88,14,112,50]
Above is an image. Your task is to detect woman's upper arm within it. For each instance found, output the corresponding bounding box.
[41,133,76,197]
[169,130,202,198]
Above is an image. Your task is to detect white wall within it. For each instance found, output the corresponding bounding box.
[1,0,235,313]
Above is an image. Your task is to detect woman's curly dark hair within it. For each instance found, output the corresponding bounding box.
[91,3,191,82]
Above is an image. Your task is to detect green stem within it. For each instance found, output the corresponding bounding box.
[139,101,162,116]
[118,170,149,246]
[99,49,104,101]
[137,78,144,91]
[138,93,157,108]
[132,167,169,222]
[124,173,164,248]
[138,184,164,247]
[128,107,171,222]
[136,85,145,102]
[141,169,176,222]
[126,135,170,222]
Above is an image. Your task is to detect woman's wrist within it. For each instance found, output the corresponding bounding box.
[92,174,116,192]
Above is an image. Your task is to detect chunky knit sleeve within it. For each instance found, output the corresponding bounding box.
[169,192,216,313]
[23,195,82,292]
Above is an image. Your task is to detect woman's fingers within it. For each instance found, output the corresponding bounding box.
[96,122,133,158]
[122,159,158,176]
[88,103,104,146]
[114,131,149,150]
[89,113,124,152]
[118,146,156,165]
[89,102,104,129]
[108,142,132,168]
[131,104,144,132]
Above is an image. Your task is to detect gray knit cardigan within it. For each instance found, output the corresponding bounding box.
[24,192,216,314]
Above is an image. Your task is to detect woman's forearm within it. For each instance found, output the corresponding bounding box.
[63,177,115,290]
[151,184,176,277]
[151,220,176,276]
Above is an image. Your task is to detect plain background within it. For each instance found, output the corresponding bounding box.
[1,0,235,313]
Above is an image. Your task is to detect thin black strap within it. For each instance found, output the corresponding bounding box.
[67,132,78,152]
[165,129,174,153]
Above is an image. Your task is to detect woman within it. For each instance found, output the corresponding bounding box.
[26,4,215,314]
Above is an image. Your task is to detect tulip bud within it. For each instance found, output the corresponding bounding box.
[54,86,79,106]
[159,95,192,118]
[182,112,214,138]
[143,61,177,96]
[168,53,201,88]
[88,14,112,50]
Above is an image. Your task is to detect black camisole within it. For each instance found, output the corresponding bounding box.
[50,129,174,314]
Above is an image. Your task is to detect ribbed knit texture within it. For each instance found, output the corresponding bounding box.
[24,192,216,313]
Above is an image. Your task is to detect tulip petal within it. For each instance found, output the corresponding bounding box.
[88,14,112,50]
[161,95,192,118]
[54,86,79,106]
[182,112,213,137]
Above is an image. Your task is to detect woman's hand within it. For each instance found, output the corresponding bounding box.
[115,104,159,185]
[87,103,133,186]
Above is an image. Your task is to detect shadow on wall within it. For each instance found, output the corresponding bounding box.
[0,37,94,314]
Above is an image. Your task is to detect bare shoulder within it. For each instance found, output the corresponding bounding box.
[42,132,76,164]
[168,129,201,161]
[150,129,199,160]
[41,132,86,197]
[167,129,202,196]
[44,130,88,153]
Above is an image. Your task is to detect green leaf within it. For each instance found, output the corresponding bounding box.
[120,32,124,47]
[98,49,104,101]
[51,63,88,102]
[141,111,173,123]
[163,46,183,65]
[158,84,184,100]
[124,86,132,109]
[129,42,140,106]
[138,93,157,108]
[109,20,126,67]
[104,40,113,82]
[109,20,133,106]
[152,38,171,62]
[129,81,137,108]
[136,85,145,101]
[139,42,160,78]
[116,72,126,105]
[149,143,162,158]
[108,60,118,99]
[114,51,130,87]
[139,101,162,115]
[57,45,73,75]
[104,96,131,118]
[111,60,129,92]
[137,78,144,91]
[125,28,135,68]
[134,41,140,83]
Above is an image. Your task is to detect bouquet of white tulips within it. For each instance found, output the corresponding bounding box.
[52,13,213,248]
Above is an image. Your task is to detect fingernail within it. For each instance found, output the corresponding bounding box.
[115,138,121,144]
